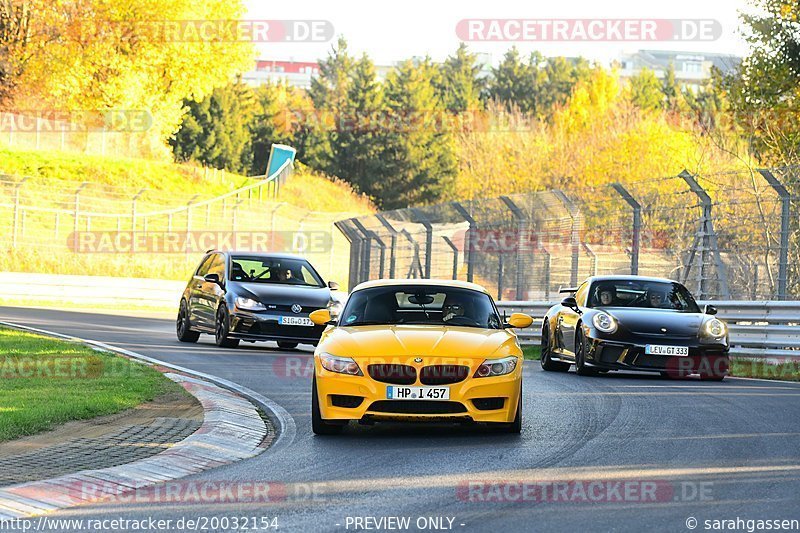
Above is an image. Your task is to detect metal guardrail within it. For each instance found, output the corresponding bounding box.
[496,300,800,358]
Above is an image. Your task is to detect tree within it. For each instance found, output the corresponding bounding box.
[662,63,680,111]
[380,58,457,208]
[630,68,663,111]
[2,0,253,156]
[487,47,538,114]
[436,43,485,113]
[335,54,390,198]
[171,81,256,173]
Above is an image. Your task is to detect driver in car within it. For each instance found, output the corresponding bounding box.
[442,297,466,323]
[598,287,616,306]
[648,290,666,308]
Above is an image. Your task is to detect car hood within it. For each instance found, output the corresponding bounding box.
[232,282,331,308]
[601,308,704,336]
[320,325,517,360]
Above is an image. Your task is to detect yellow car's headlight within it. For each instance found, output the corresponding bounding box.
[319,352,362,376]
[475,356,518,378]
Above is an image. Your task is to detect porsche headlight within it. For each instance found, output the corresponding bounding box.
[318,352,362,376]
[235,297,266,311]
[592,312,617,333]
[702,318,727,338]
[475,356,518,378]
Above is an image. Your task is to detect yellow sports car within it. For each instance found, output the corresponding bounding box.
[308,279,533,435]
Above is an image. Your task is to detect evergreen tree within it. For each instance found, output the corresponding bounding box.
[380,58,457,208]
[487,47,537,114]
[662,62,680,111]
[436,43,485,113]
[630,68,663,111]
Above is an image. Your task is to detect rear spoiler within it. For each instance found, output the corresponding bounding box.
[558,287,578,294]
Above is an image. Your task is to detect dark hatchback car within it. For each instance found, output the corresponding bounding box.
[176,251,343,349]
[541,276,730,380]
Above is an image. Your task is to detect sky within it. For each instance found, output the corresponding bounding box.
[245,0,753,66]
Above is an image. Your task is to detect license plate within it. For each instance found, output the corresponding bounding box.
[386,386,449,400]
[645,344,689,356]
[279,316,313,327]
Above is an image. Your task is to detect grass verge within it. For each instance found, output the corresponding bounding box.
[0,326,182,442]
[522,345,541,361]
[729,358,800,381]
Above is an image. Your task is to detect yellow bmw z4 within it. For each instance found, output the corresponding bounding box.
[307,279,533,435]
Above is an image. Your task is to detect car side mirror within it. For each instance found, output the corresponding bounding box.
[506,313,533,329]
[704,304,718,315]
[204,273,221,284]
[309,309,334,326]
[561,296,580,313]
[327,281,340,290]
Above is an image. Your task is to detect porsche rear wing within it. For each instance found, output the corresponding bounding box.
[558,287,579,294]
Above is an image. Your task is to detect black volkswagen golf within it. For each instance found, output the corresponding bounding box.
[176,251,343,349]
[541,275,730,380]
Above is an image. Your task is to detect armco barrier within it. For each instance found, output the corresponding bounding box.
[497,300,800,358]
[0,272,185,307]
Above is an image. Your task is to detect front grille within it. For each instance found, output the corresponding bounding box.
[368,364,417,385]
[420,365,470,385]
[330,395,364,408]
[472,397,505,411]
[368,400,467,414]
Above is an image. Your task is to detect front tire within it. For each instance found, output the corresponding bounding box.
[311,376,344,435]
[215,305,240,348]
[540,325,570,372]
[574,329,597,376]
[176,300,200,343]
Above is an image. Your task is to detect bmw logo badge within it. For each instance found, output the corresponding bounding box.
[414,357,423,363]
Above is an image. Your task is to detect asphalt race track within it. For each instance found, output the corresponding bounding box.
[2,306,800,532]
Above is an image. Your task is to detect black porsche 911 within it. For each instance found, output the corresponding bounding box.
[176,250,343,349]
[541,276,730,380]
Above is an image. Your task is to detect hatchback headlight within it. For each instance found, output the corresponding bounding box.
[235,297,266,311]
[592,312,617,333]
[702,318,727,338]
[475,356,518,378]
[327,299,344,319]
[318,352,362,376]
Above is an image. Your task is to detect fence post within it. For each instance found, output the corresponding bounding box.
[72,182,88,252]
[552,189,581,286]
[500,195,529,301]
[442,236,459,280]
[375,214,399,278]
[610,182,641,276]
[130,188,146,254]
[351,218,374,282]
[757,169,790,299]
[452,202,477,282]
[231,199,243,233]
[400,229,424,279]
[410,208,433,279]
[334,220,363,290]
[11,177,29,248]
[679,170,730,299]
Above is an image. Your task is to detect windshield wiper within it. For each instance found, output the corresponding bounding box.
[345,321,390,326]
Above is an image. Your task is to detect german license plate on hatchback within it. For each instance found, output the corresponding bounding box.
[645,344,689,356]
[386,386,449,400]
[280,316,313,327]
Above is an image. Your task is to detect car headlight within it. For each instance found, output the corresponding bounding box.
[592,312,617,333]
[318,352,362,376]
[702,318,727,338]
[327,299,343,319]
[235,297,266,311]
[475,356,518,378]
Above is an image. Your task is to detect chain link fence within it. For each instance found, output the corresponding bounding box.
[337,167,799,301]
